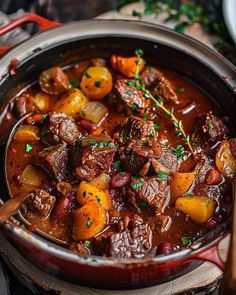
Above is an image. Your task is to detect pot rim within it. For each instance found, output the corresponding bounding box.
[0,19,235,267]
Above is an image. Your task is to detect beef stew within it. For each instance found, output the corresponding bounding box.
[5,50,235,259]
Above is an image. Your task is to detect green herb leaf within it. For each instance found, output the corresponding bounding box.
[84,240,91,248]
[86,217,93,229]
[157,172,168,181]
[94,81,102,88]
[140,201,148,211]
[173,144,185,160]
[85,72,91,78]
[175,22,187,33]
[135,48,144,56]
[69,80,75,88]
[127,80,135,87]
[181,236,192,247]
[25,143,33,153]
[114,159,122,172]
[131,182,143,190]
[154,123,161,130]
[131,103,138,112]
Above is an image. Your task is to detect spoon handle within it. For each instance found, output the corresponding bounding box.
[221,176,236,294]
[0,194,27,223]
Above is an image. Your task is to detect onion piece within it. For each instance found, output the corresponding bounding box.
[19,164,47,187]
[80,102,108,124]
[91,173,111,190]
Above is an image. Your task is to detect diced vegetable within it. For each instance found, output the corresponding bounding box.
[170,172,195,203]
[110,55,145,78]
[33,91,50,112]
[14,125,40,141]
[80,101,108,124]
[77,181,111,209]
[175,195,215,224]
[53,88,88,119]
[80,66,113,100]
[91,173,111,190]
[216,140,236,178]
[73,202,106,240]
[19,164,47,187]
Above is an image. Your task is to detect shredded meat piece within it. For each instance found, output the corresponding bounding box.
[141,67,178,103]
[33,144,68,182]
[22,189,56,219]
[72,134,117,181]
[109,215,153,259]
[41,112,81,145]
[192,111,229,147]
[115,79,148,114]
[127,176,170,214]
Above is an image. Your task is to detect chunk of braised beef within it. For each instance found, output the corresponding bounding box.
[113,116,156,145]
[118,139,162,174]
[127,176,170,214]
[194,153,214,185]
[108,215,153,259]
[192,112,229,147]
[115,79,148,114]
[141,67,178,103]
[152,144,179,174]
[148,214,172,234]
[33,144,68,182]
[41,112,81,145]
[72,134,117,181]
[22,189,56,219]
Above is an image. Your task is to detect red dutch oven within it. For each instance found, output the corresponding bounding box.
[0,14,236,289]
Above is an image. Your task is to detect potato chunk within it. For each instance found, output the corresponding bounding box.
[216,140,236,178]
[175,196,215,224]
[170,172,195,203]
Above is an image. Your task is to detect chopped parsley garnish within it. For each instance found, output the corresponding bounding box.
[127,80,135,87]
[25,143,33,153]
[94,81,102,88]
[135,48,144,56]
[181,236,192,247]
[173,144,185,160]
[97,197,102,205]
[131,103,138,112]
[131,182,143,190]
[140,201,148,211]
[44,147,52,153]
[114,159,122,172]
[69,80,75,88]
[177,87,185,93]
[143,116,149,121]
[84,240,91,249]
[86,217,93,229]
[157,172,168,181]
[42,113,48,119]
[126,90,134,96]
[88,140,116,148]
[81,111,86,117]
[154,123,161,130]
[85,72,91,78]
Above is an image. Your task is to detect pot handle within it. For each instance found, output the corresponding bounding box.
[192,235,227,271]
[0,13,61,55]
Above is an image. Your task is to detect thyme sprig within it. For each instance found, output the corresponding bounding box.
[134,49,194,154]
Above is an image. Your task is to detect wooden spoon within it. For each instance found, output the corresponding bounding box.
[0,193,29,223]
[221,176,236,294]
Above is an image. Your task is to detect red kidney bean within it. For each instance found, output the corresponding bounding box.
[79,119,97,133]
[203,213,223,229]
[111,172,131,188]
[205,169,222,185]
[222,194,232,205]
[52,194,75,219]
[156,242,173,255]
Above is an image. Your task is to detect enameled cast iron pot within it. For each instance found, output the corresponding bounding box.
[0,14,236,289]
